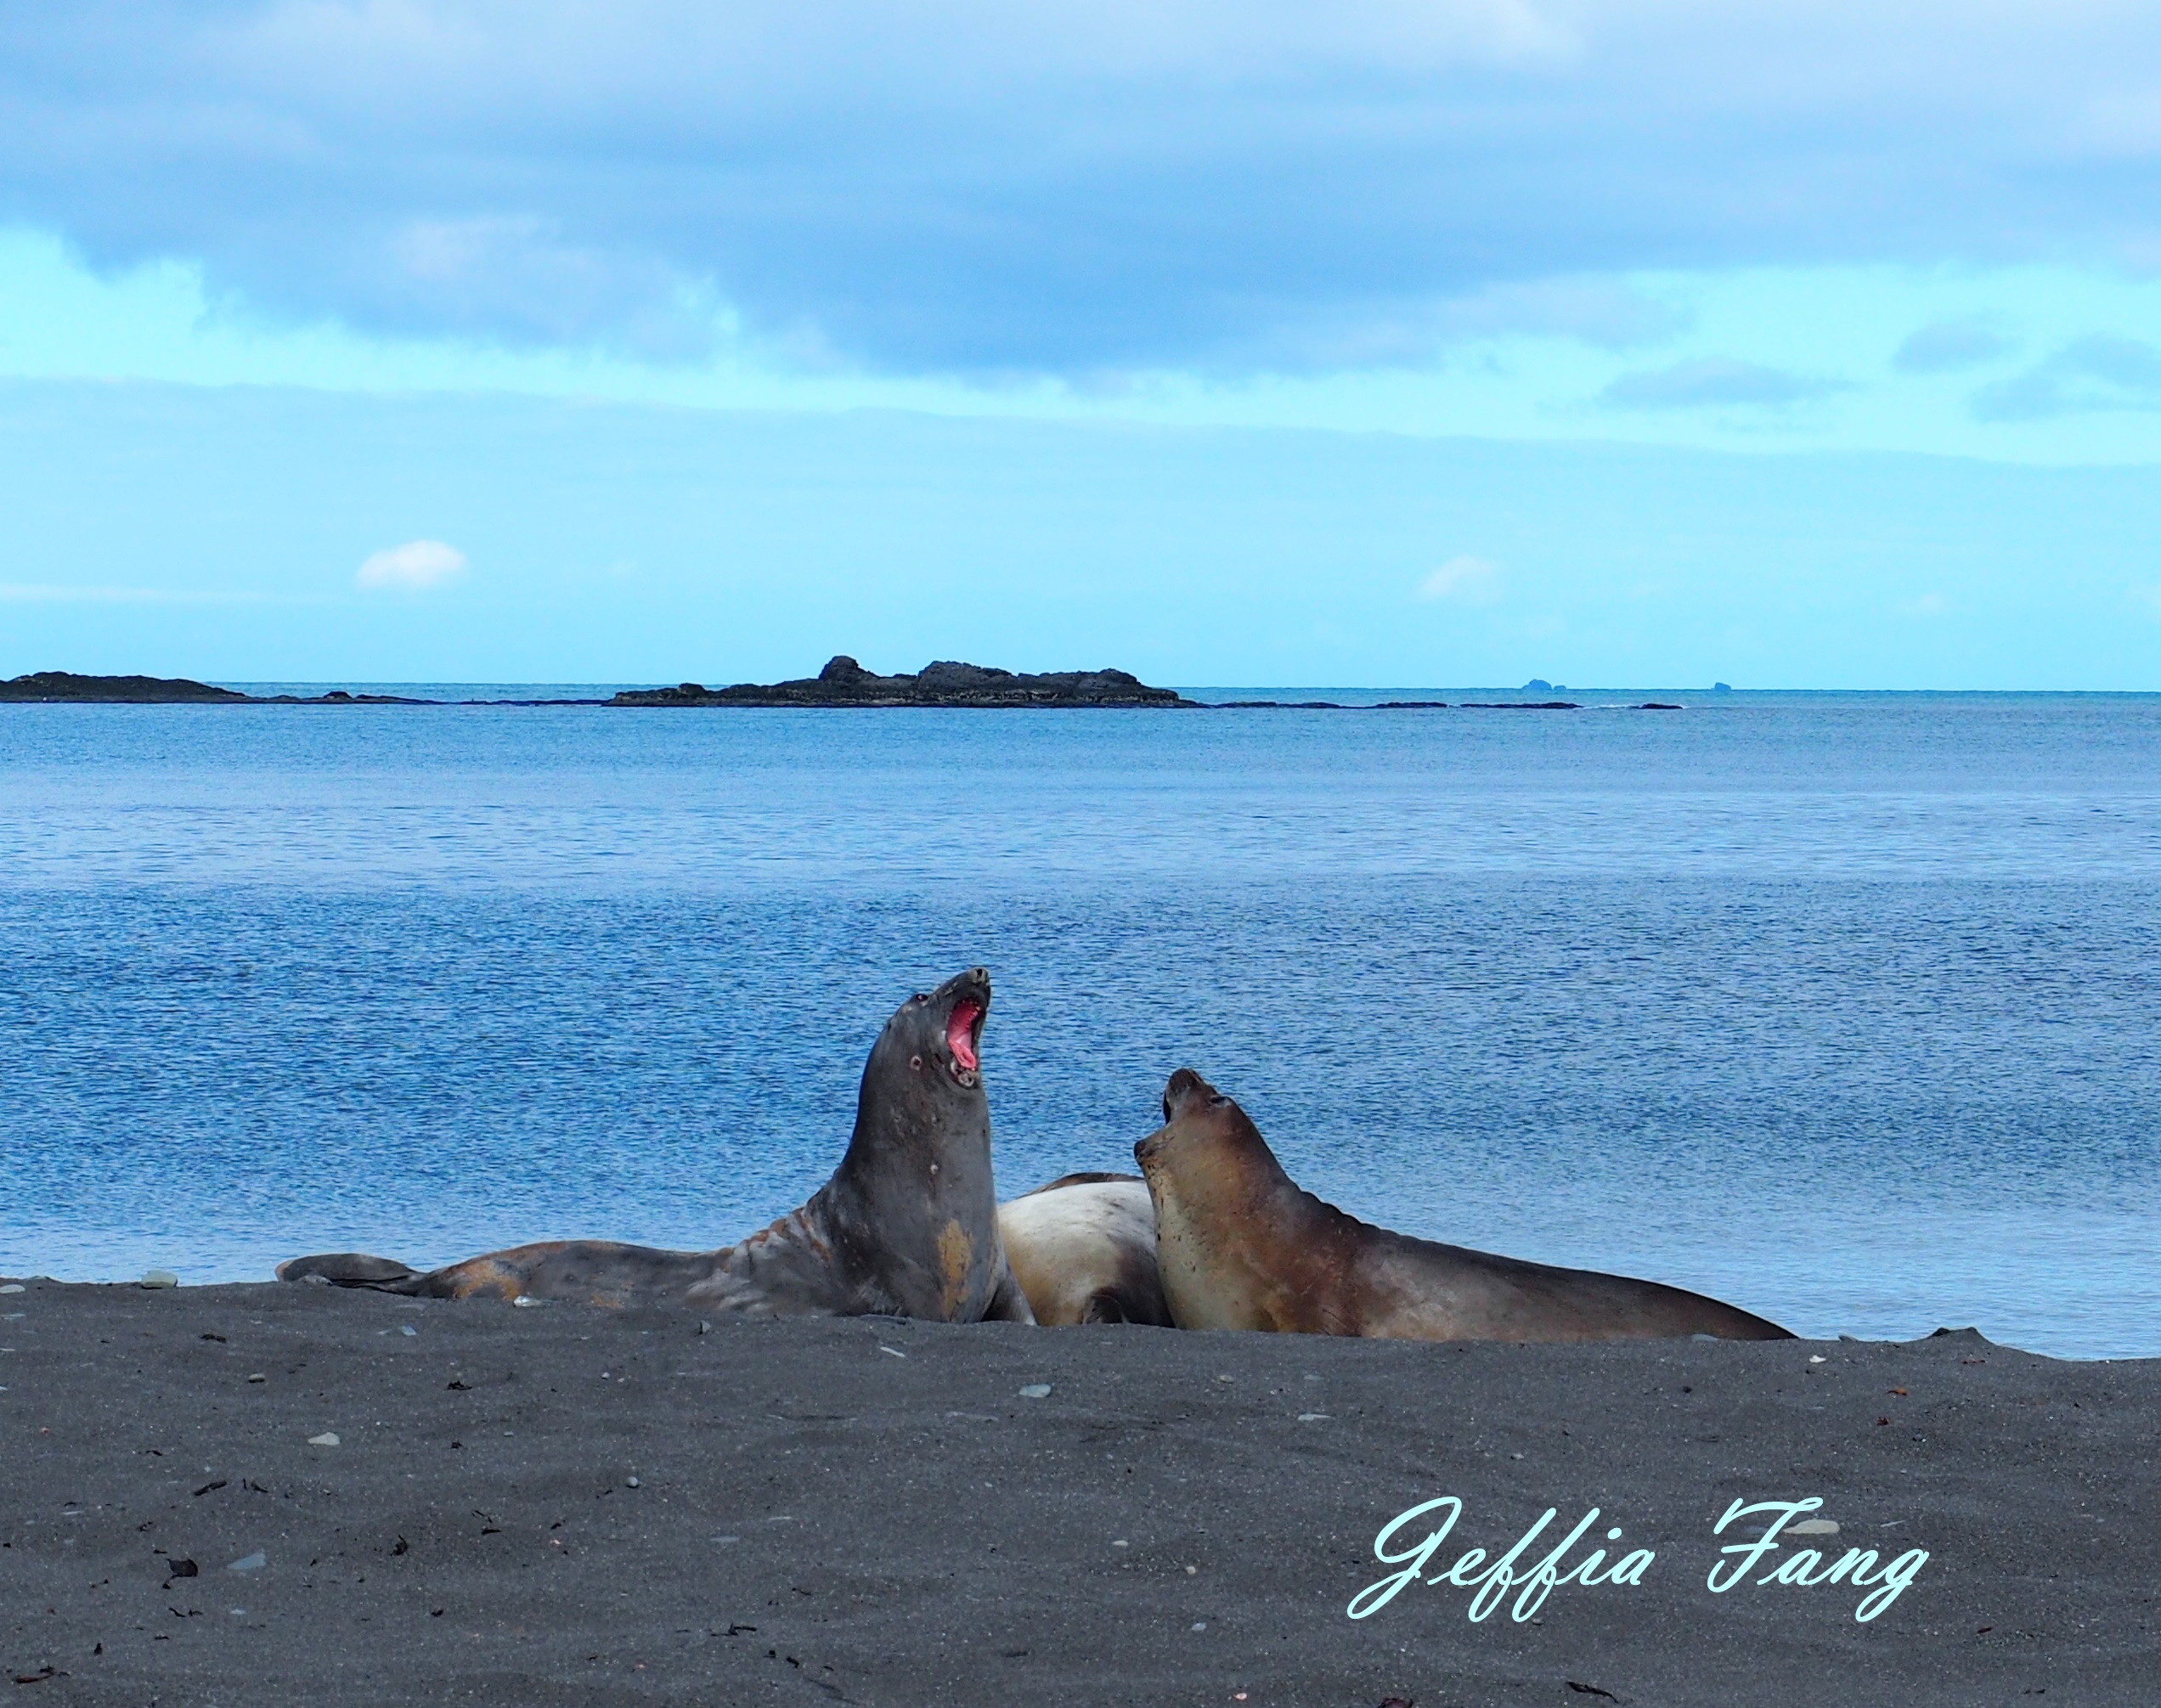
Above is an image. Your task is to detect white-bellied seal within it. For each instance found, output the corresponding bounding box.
[279,968,1035,1322]
[1134,1068,1791,1342]
[997,1172,1171,1327]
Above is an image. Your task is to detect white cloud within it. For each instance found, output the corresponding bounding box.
[1417,555,1503,605]
[356,539,468,591]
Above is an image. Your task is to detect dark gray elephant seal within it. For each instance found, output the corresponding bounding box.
[998,1173,1171,1327]
[1134,1068,1791,1343]
[279,969,1035,1322]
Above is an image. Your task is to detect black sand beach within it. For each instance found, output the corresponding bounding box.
[1,1282,2153,1706]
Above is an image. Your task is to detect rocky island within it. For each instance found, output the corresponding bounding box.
[609,655,1193,707]
[1,670,253,703]
[4,664,1687,712]
[1,671,427,704]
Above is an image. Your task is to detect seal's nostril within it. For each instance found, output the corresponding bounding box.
[910,1055,923,1073]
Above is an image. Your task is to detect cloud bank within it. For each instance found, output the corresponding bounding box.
[3,3,2159,376]
[1893,320,2013,375]
[1973,335,2161,420]
[1600,358,1845,411]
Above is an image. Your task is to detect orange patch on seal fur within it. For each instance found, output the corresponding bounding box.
[936,1220,973,1317]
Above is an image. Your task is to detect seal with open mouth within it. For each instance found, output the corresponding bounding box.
[1135,1068,1791,1342]
[998,1172,1171,1327]
[278,968,1035,1322]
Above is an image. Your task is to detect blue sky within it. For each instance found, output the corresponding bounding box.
[4,2,2160,686]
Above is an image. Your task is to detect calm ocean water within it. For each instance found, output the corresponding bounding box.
[3,691,2157,1358]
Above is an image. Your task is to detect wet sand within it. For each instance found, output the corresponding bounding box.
[0,1280,2153,1706]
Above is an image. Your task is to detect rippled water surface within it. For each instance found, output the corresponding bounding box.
[3,691,2157,1357]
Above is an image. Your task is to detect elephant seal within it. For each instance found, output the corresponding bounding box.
[279,968,1035,1322]
[998,1173,1171,1327]
[1134,1068,1791,1343]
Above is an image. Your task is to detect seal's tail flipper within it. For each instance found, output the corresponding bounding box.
[276,1252,426,1291]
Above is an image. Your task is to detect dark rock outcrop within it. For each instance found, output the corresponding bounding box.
[250,690,433,704]
[611,656,1193,708]
[0,670,251,703]
[0,673,432,705]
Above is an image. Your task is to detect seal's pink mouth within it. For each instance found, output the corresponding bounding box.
[947,1001,982,1071]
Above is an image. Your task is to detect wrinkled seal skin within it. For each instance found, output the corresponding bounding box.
[1135,1069,1791,1343]
[998,1173,1172,1327]
[279,969,1035,1323]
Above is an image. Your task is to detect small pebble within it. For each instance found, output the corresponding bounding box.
[398,1324,417,1338]
[1191,1621,1206,1632]
[0,1284,24,1294]
[228,1553,267,1572]
[879,1345,906,1359]
[141,1270,179,1289]
[1808,1355,1827,1364]
[512,1295,541,1308]
[1018,1384,1052,1400]
[625,1476,640,1488]
[246,1373,267,1384]
[308,1432,340,1447]
[1111,1540,1129,1548]
[697,1320,712,1335]
[1790,1519,1840,1536]
[1295,1412,1330,1423]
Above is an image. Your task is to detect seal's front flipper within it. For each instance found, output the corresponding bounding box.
[981,1259,1038,1325]
[276,1252,424,1291]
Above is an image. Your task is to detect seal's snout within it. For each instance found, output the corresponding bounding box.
[1162,1067,1213,1121]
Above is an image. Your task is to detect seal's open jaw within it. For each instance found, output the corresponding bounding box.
[948,1001,983,1072]
[935,967,990,1087]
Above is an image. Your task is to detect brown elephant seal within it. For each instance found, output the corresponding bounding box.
[279,968,1035,1322]
[1134,1068,1791,1342]
[997,1172,1171,1327]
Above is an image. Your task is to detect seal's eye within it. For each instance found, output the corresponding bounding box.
[912,993,928,1004]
